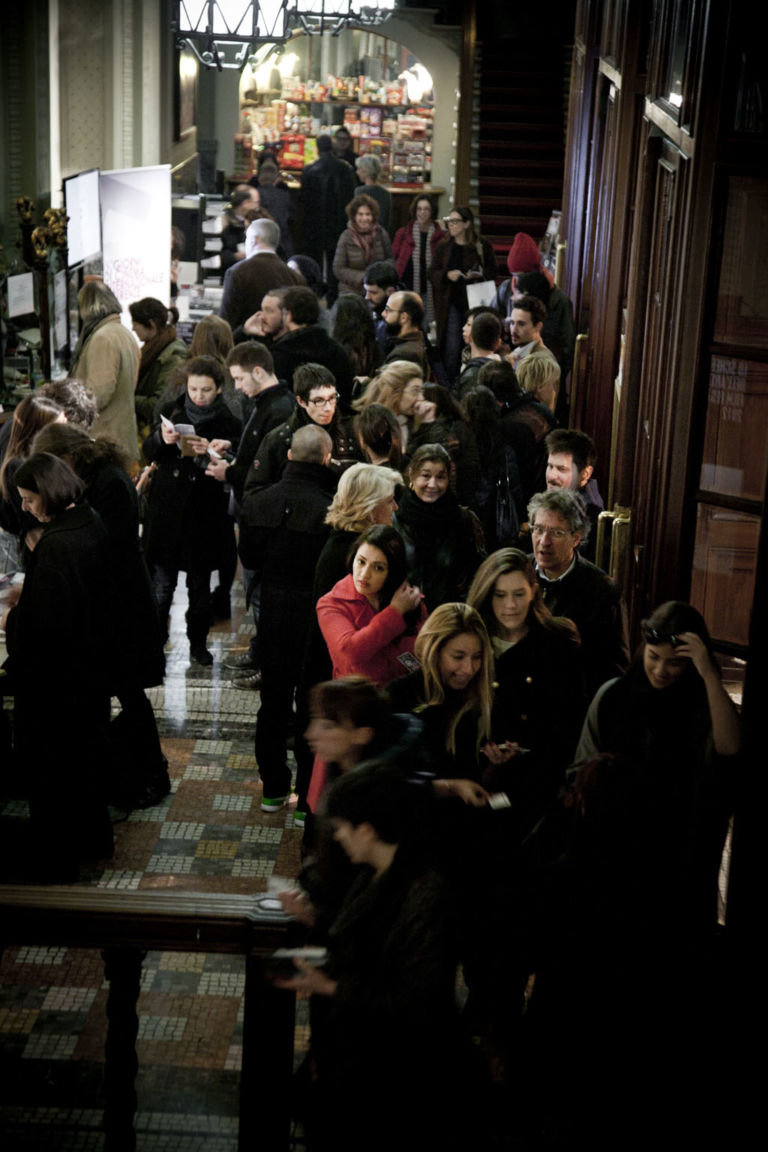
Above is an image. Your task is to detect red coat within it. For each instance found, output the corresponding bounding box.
[391,223,446,280]
[316,573,426,687]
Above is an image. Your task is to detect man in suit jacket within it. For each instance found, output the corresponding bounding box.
[219,218,302,333]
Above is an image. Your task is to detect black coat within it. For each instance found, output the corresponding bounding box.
[4,504,116,695]
[271,325,355,411]
[243,407,361,496]
[226,381,296,504]
[239,460,336,680]
[143,398,242,571]
[300,154,356,248]
[489,622,587,835]
[238,459,336,588]
[534,551,630,695]
[79,458,165,688]
[393,488,485,612]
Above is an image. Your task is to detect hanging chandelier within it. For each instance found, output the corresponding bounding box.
[172,2,398,70]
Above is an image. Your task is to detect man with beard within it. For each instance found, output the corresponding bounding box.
[381,291,429,376]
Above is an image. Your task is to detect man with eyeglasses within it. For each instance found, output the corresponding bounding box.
[528,489,629,693]
[243,363,361,497]
[382,290,429,375]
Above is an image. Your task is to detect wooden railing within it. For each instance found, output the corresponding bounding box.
[0,886,296,1152]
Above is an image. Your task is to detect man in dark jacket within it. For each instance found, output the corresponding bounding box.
[205,340,295,682]
[271,286,355,409]
[244,362,361,496]
[205,341,295,505]
[382,291,429,375]
[239,424,337,810]
[300,134,356,302]
[219,219,302,333]
[528,489,629,695]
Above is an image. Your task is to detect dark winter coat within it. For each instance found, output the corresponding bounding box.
[300,155,357,248]
[271,325,356,410]
[243,407,361,496]
[393,488,485,612]
[226,381,296,504]
[534,551,629,696]
[78,457,165,688]
[4,503,116,694]
[429,236,498,347]
[142,397,241,572]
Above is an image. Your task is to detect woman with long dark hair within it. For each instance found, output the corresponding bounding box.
[33,422,169,808]
[2,453,117,877]
[468,548,585,829]
[0,394,65,537]
[128,296,187,433]
[574,600,740,925]
[331,292,383,381]
[429,205,497,382]
[316,524,425,687]
[391,194,446,327]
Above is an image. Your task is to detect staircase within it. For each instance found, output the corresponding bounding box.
[476,49,568,276]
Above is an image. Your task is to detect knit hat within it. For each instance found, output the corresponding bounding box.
[507,232,542,275]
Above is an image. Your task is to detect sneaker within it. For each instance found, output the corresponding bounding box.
[293,810,307,828]
[233,670,263,690]
[261,795,289,813]
[223,650,256,671]
[190,646,213,666]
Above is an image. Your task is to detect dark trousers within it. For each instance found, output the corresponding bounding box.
[152,565,211,645]
[254,588,312,799]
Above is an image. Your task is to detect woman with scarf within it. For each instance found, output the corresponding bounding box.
[391,195,446,329]
[142,355,241,665]
[129,297,188,439]
[429,205,497,383]
[393,443,485,613]
[71,280,140,462]
[332,193,392,297]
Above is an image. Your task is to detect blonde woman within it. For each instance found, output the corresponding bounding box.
[355,361,435,450]
[387,601,515,784]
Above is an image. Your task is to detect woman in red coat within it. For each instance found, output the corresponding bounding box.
[391,195,446,328]
[316,525,426,687]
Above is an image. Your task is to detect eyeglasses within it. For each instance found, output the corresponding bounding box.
[643,628,682,647]
[307,393,338,408]
[382,305,401,316]
[531,524,572,539]
[444,217,465,225]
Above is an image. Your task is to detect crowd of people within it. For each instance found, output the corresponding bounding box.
[0,145,741,1148]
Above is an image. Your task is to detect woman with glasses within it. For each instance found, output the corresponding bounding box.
[354,361,435,452]
[429,206,497,383]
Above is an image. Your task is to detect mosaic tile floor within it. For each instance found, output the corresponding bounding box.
[0,578,307,1150]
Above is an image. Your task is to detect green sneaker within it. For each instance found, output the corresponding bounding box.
[261,795,289,813]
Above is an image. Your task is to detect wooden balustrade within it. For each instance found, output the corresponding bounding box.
[0,886,297,1152]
